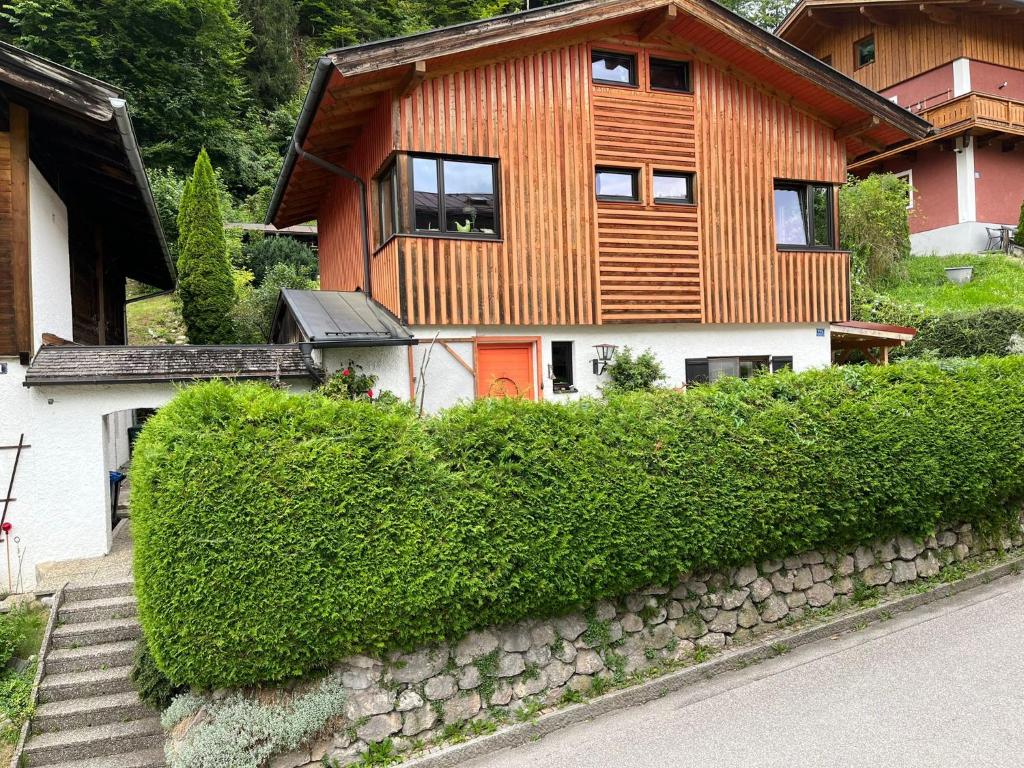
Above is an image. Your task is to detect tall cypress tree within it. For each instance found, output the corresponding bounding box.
[177,150,237,344]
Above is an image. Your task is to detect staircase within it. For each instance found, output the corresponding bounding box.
[22,581,166,767]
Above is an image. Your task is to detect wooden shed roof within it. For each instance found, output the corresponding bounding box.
[268,0,932,228]
[0,42,174,289]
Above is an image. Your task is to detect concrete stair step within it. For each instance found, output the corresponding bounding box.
[46,639,137,675]
[60,595,138,624]
[39,665,134,704]
[52,617,141,649]
[64,581,135,603]
[57,748,166,768]
[23,718,163,765]
[33,691,154,733]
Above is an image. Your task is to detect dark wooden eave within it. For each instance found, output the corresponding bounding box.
[0,41,174,289]
[267,0,932,228]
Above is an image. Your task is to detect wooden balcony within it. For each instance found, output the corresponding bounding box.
[918,93,1024,134]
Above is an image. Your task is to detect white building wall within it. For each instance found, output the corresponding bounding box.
[911,221,1002,256]
[28,161,73,346]
[323,323,832,413]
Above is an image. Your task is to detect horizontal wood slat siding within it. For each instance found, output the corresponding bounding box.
[318,98,394,297]
[0,132,14,355]
[696,63,848,324]
[591,45,702,323]
[397,45,598,326]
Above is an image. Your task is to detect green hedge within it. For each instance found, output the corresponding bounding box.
[903,308,1024,359]
[132,359,1024,688]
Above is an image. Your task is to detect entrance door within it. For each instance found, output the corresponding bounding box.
[475,341,538,400]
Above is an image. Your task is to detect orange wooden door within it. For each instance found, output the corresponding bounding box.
[475,342,536,400]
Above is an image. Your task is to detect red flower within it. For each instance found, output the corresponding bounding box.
[342,368,351,376]
[1,522,11,533]
[367,389,374,398]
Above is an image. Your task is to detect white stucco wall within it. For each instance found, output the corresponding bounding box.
[911,222,1005,256]
[323,323,831,413]
[29,161,73,346]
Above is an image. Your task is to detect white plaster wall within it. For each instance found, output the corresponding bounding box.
[29,162,73,346]
[911,222,1003,255]
[317,324,831,413]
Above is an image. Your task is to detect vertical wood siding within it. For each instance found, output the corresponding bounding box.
[695,63,847,324]
[318,98,394,295]
[0,131,14,355]
[396,45,599,326]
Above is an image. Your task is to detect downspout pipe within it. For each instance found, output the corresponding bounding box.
[292,140,372,299]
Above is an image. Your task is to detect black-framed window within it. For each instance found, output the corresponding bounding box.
[855,35,875,68]
[653,171,695,205]
[650,58,691,93]
[550,341,575,392]
[377,161,398,243]
[596,168,639,202]
[411,155,499,236]
[773,181,835,249]
[685,356,790,385]
[592,50,636,86]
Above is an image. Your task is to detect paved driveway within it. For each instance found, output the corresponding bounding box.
[465,574,1024,768]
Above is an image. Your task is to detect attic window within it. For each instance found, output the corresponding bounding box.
[650,58,691,93]
[855,35,876,68]
[596,168,639,202]
[592,50,636,86]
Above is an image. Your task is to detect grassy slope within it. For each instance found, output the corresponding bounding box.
[879,254,1024,314]
[126,292,187,345]
[0,605,47,757]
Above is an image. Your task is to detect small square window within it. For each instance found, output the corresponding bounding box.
[592,50,636,86]
[550,341,574,392]
[855,35,875,68]
[650,58,691,93]
[774,181,835,249]
[596,168,639,202]
[653,171,694,204]
[894,170,914,210]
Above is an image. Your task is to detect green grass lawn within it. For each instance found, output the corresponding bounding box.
[126,292,187,345]
[0,603,47,756]
[879,253,1024,314]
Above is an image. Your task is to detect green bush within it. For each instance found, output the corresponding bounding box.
[241,236,317,285]
[902,308,1024,359]
[1017,199,1024,248]
[603,347,666,392]
[840,173,912,285]
[133,360,1024,689]
[0,615,23,669]
[131,636,186,710]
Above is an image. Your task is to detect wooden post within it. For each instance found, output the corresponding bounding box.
[9,103,31,360]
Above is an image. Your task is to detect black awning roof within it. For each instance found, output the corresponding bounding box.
[271,289,416,347]
[24,345,318,386]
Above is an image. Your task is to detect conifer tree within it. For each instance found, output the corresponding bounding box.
[1016,198,1024,248]
[176,150,237,344]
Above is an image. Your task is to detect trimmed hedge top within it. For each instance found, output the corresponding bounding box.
[132,359,1024,688]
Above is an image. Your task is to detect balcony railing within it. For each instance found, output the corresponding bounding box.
[918,92,1024,132]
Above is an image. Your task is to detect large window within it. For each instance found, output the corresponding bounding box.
[653,171,695,204]
[774,181,835,249]
[650,58,691,93]
[685,356,792,385]
[377,161,398,243]
[411,155,499,237]
[550,341,575,393]
[855,35,875,68]
[592,50,636,86]
[596,168,639,202]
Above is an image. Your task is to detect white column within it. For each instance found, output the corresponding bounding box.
[953,58,972,97]
[956,136,977,224]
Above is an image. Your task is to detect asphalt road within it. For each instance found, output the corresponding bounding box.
[464,574,1024,768]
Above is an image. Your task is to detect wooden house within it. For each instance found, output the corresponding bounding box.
[267,0,928,408]
[778,0,1024,254]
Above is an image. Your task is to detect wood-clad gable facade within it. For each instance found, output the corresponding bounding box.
[276,0,929,328]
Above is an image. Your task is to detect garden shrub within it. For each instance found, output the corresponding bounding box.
[0,614,23,669]
[1017,198,1024,248]
[132,359,1024,689]
[132,635,185,709]
[603,346,666,392]
[902,308,1024,359]
[839,173,912,285]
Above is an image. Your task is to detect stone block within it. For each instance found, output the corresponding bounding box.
[647,622,675,649]
[876,540,898,562]
[737,600,760,629]
[770,571,794,594]
[270,749,310,768]
[800,550,824,565]
[916,551,940,578]
[833,576,853,595]
[792,567,813,591]
[667,600,686,619]
[810,564,833,583]
[721,588,750,611]
[708,610,738,634]
[624,593,647,612]
[646,606,668,626]
[345,688,395,720]
[686,580,708,596]
[496,652,525,678]
[806,582,834,607]
[546,659,574,687]
[391,650,448,684]
[443,691,482,724]
[896,535,925,561]
[853,546,875,571]
[837,555,855,576]
[575,649,605,675]
[513,671,547,698]
[760,559,783,574]
[783,555,803,570]
[357,713,401,743]
[696,632,726,649]
[530,623,556,648]
[785,591,807,608]
[699,607,719,622]
[424,675,457,701]
[733,564,758,587]
[553,639,577,663]
[891,559,917,584]
[499,625,532,652]
[750,577,773,603]
[489,681,513,706]
[862,564,892,587]
[594,601,617,621]
[621,613,643,633]
[525,644,551,667]
[401,705,437,737]
[936,530,957,548]
[759,594,789,623]
[674,614,708,639]
[397,690,423,712]
[454,631,498,666]
[553,614,587,641]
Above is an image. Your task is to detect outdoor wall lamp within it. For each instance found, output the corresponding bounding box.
[592,343,618,375]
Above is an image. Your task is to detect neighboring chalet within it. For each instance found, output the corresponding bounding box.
[0,43,317,591]
[779,0,1024,254]
[268,0,929,408]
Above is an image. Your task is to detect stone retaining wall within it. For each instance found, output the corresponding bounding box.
[169,516,1024,767]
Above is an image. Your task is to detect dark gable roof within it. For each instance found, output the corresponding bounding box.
[0,41,174,289]
[271,289,416,347]
[23,345,317,387]
[268,0,932,227]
